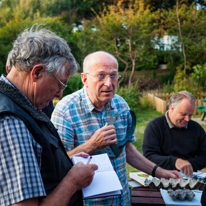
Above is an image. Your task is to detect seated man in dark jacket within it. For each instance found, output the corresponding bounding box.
[0,26,97,206]
[143,90,206,177]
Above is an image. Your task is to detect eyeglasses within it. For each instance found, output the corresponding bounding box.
[86,73,121,81]
[51,73,67,92]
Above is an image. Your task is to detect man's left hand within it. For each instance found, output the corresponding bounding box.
[70,152,89,160]
[175,158,193,177]
[155,167,183,179]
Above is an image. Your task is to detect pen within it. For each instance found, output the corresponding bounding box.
[86,156,92,164]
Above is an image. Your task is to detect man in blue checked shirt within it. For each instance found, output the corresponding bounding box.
[51,51,183,206]
[0,26,97,206]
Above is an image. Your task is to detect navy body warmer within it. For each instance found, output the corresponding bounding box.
[0,81,83,206]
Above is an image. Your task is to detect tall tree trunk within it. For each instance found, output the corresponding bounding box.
[118,62,129,87]
[114,38,130,86]
[176,0,187,73]
[128,59,135,88]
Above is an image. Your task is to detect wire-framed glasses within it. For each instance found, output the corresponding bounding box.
[51,73,67,92]
[86,73,121,81]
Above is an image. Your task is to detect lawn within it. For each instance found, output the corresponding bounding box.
[126,109,206,177]
[126,108,162,177]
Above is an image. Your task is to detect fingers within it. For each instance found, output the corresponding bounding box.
[68,163,98,190]
[175,158,193,177]
[101,124,117,143]
[86,163,98,171]
[180,166,193,177]
[157,167,183,179]
[70,152,90,160]
[102,123,115,131]
[171,170,183,179]
[89,124,117,150]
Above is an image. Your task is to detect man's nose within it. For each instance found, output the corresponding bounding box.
[185,115,190,122]
[55,90,63,99]
[104,75,112,86]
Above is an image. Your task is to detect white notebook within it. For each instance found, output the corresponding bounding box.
[72,153,123,199]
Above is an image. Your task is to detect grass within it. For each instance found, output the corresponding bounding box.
[126,108,162,177]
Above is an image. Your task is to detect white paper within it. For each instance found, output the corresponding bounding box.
[72,153,123,199]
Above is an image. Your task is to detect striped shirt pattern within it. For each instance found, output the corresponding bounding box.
[51,86,136,206]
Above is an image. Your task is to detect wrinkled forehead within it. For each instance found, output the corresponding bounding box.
[91,62,118,74]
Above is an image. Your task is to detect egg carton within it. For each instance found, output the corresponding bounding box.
[167,188,195,201]
[145,177,205,190]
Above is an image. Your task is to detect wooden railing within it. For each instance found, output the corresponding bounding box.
[148,92,206,115]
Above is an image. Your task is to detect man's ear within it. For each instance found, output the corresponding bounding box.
[31,64,45,82]
[170,104,175,112]
[6,66,9,74]
[81,73,88,87]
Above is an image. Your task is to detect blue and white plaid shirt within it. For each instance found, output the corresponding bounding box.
[0,75,46,206]
[51,86,136,206]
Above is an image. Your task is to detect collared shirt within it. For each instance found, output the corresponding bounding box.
[51,86,136,206]
[0,75,46,206]
[165,110,188,129]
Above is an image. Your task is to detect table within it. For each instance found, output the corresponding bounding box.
[131,187,165,206]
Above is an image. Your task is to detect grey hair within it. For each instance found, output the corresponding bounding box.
[6,25,78,76]
[168,90,196,110]
[83,51,118,73]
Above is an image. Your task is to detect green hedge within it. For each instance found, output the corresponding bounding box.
[62,74,83,98]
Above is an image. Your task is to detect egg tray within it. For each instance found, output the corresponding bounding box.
[167,188,195,201]
[145,177,205,191]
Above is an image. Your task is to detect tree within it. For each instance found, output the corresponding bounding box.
[0,12,79,74]
[161,1,206,91]
[86,0,158,87]
[142,0,203,11]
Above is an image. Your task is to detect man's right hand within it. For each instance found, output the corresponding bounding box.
[67,162,98,191]
[88,123,117,151]
[175,158,193,177]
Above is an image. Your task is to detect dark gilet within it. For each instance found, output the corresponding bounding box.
[0,80,83,206]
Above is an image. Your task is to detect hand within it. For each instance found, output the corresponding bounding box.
[175,158,193,177]
[88,123,117,151]
[155,167,183,179]
[70,152,89,160]
[67,162,98,191]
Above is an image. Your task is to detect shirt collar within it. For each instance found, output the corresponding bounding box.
[81,86,114,114]
[165,110,188,129]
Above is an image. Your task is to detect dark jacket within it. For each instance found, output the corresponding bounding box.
[143,115,206,171]
[42,101,54,119]
[0,80,83,206]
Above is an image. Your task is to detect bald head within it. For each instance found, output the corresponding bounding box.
[83,51,118,73]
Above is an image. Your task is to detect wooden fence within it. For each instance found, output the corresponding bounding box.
[148,92,206,115]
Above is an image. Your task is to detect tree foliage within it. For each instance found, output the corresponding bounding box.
[142,0,195,11]
[86,0,159,87]
[1,0,206,92]
[191,63,206,91]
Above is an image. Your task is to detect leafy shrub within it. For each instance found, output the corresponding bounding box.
[140,94,155,110]
[62,74,83,98]
[173,65,191,93]
[161,81,175,94]
[160,69,175,85]
[116,82,141,113]
[191,63,206,91]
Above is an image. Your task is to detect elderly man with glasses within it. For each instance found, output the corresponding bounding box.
[0,27,98,206]
[51,51,182,206]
